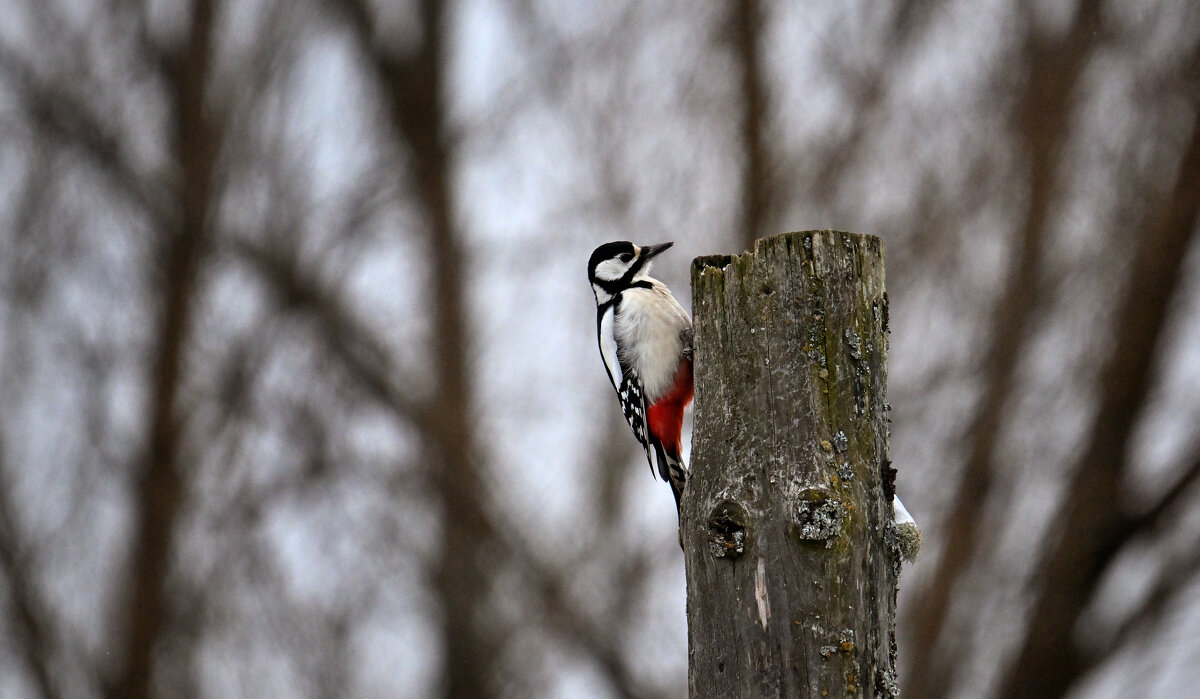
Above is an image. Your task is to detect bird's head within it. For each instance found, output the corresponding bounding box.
[588,241,673,304]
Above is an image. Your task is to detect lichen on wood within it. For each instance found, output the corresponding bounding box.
[684,231,897,698]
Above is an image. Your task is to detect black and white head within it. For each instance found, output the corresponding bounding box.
[587,241,674,305]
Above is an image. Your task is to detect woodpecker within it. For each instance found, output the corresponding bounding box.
[588,241,694,514]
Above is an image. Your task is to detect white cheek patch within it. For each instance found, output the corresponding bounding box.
[595,258,629,282]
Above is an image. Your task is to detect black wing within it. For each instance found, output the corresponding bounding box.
[617,367,655,476]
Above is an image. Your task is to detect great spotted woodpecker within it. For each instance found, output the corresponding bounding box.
[588,241,693,514]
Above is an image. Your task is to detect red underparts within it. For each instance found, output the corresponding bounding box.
[647,357,694,454]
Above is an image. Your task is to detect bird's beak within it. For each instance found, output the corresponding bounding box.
[640,242,674,260]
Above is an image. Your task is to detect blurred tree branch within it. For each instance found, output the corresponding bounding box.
[108,1,219,696]
[906,4,1103,694]
[0,128,61,699]
[730,0,767,251]
[326,0,500,692]
[1124,447,1200,539]
[1100,521,1200,668]
[998,85,1200,699]
[0,442,58,699]
[792,1,944,219]
[0,44,166,225]
[231,240,435,435]
[507,533,667,699]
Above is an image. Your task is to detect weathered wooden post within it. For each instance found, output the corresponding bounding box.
[684,231,900,698]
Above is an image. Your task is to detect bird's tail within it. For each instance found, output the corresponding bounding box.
[653,441,687,518]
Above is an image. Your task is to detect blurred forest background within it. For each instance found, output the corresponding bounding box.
[0,0,1198,697]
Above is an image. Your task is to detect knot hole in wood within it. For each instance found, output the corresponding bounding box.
[707,500,748,560]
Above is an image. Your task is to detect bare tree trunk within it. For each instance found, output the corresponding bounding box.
[905,8,1102,694]
[731,0,769,252]
[329,1,498,694]
[684,231,899,698]
[109,2,218,697]
[996,95,1200,699]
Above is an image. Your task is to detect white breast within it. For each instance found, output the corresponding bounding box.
[614,279,691,402]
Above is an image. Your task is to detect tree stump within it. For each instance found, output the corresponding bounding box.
[684,231,899,698]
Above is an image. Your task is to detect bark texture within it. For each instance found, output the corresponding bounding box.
[685,231,898,698]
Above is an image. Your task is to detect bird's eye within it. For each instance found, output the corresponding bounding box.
[619,253,633,263]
